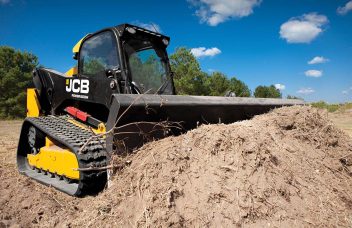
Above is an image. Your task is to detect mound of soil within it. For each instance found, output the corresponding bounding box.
[1,106,352,227]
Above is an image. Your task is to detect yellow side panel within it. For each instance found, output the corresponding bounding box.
[27,88,40,117]
[67,119,106,135]
[65,66,78,76]
[27,138,80,180]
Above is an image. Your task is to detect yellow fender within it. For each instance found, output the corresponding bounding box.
[27,137,80,180]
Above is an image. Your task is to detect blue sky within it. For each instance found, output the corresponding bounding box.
[0,0,351,103]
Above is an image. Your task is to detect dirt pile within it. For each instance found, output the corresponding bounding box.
[1,106,352,227]
[75,106,352,227]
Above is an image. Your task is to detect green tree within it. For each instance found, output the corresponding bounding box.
[228,77,251,97]
[254,85,281,98]
[0,46,38,118]
[287,95,302,100]
[129,53,164,93]
[169,47,252,97]
[207,72,230,96]
[169,47,209,95]
[83,58,105,75]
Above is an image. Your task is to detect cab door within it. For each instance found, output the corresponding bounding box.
[77,30,120,108]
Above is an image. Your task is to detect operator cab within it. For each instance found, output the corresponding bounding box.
[74,24,175,95]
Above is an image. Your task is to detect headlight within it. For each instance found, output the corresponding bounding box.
[162,38,169,46]
[126,27,136,34]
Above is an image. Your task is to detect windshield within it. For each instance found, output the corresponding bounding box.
[124,39,172,94]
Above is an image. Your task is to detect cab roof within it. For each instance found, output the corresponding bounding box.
[72,23,170,54]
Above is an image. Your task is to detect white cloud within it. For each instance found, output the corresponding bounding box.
[308,56,329,65]
[279,13,328,43]
[297,87,315,94]
[274,84,286,90]
[189,0,262,26]
[305,69,323,78]
[342,86,352,94]
[134,21,162,33]
[191,47,221,58]
[337,1,352,15]
[0,0,10,4]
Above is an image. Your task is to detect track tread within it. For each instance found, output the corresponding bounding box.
[25,115,107,196]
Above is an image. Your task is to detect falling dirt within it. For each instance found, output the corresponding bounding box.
[1,106,352,227]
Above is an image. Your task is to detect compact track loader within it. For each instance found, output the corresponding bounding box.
[17,24,304,196]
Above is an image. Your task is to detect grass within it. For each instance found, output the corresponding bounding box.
[311,101,352,113]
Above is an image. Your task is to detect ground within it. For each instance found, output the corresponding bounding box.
[329,110,352,137]
[0,107,351,227]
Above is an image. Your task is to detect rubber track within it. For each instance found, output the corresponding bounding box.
[26,115,107,196]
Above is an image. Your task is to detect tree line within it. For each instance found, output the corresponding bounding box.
[0,46,290,118]
[170,47,282,98]
[0,46,37,119]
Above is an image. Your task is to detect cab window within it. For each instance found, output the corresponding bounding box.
[80,31,119,75]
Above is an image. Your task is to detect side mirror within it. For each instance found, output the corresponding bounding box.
[73,52,78,60]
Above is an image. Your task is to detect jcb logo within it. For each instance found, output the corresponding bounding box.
[66,79,89,94]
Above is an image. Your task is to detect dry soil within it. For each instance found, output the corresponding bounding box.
[0,106,351,227]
